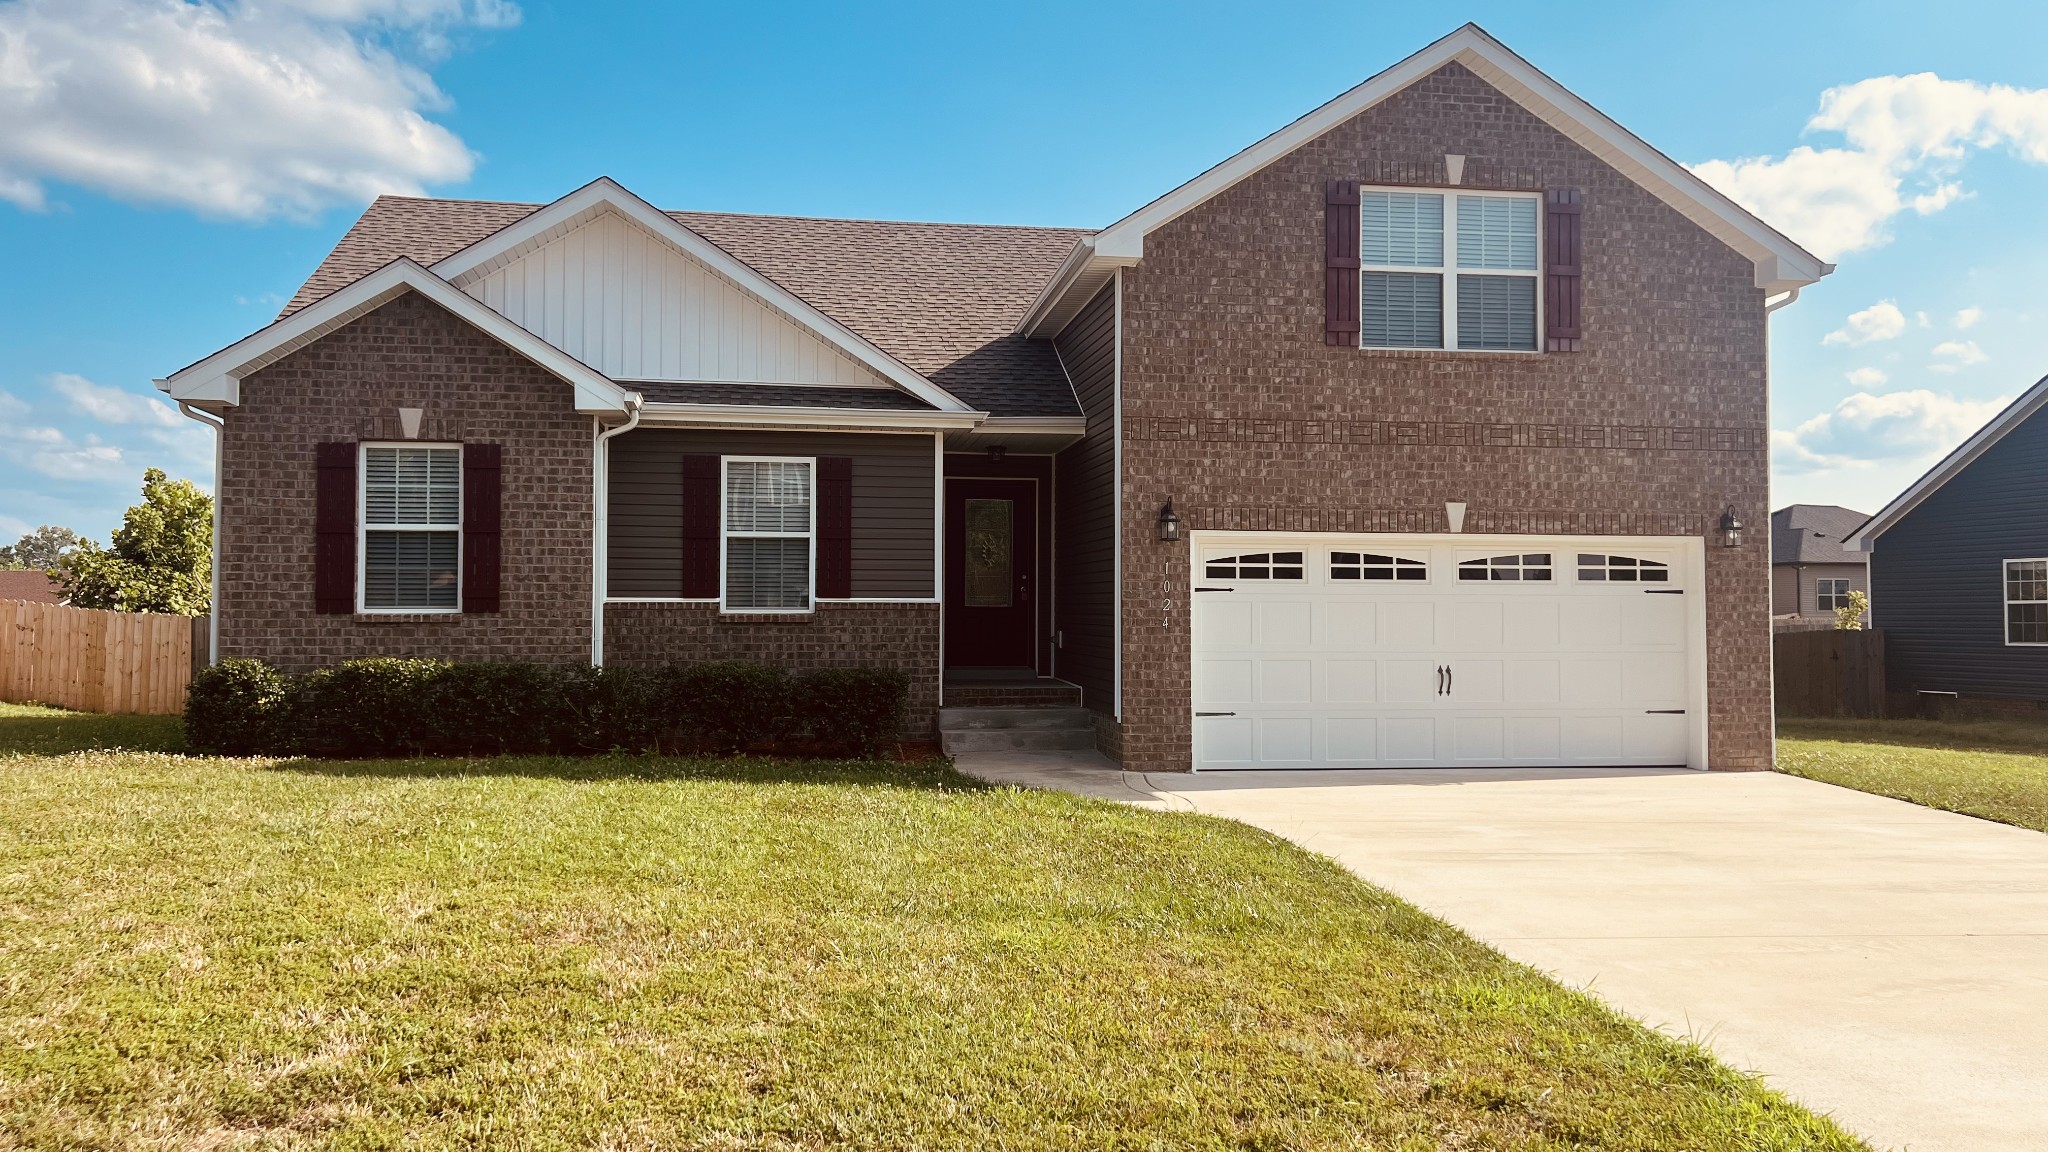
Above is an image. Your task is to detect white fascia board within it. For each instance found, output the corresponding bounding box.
[430,177,978,415]
[157,258,632,416]
[1845,373,2048,551]
[976,415,1087,435]
[637,402,986,431]
[1085,23,1830,295]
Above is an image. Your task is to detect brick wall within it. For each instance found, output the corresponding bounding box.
[1116,62,1774,771]
[219,292,595,670]
[603,602,941,737]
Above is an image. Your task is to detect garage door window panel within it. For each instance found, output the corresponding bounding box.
[1577,554,1670,582]
[1331,551,1428,581]
[1205,552,1304,580]
[1458,553,1553,582]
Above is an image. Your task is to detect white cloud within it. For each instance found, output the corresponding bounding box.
[0,390,27,420]
[1928,339,1989,373]
[1954,306,1983,329]
[1822,300,1907,346]
[0,421,126,480]
[49,373,180,427]
[1690,73,2048,259]
[1773,388,2008,475]
[0,0,517,220]
[1845,367,1889,387]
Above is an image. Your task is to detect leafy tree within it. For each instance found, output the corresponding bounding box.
[1833,589,1869,631]
[58,469,212,614]
[0,525,87,570]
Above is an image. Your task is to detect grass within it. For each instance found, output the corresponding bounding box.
[1778,715,2048,834]
[0,708,1862,1150]
[0,700,186,754]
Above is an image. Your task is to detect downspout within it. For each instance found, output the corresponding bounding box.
[589,392,644,666]
[1765,287,1801,314]
[176,400,225,666]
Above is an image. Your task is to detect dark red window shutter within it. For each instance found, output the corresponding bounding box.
[462,443,502,613]
[817,456,853,600]
[1545,188,1584,353]
[681,454,721,599]
[1324,179,1361,345]
[314,442,357,614]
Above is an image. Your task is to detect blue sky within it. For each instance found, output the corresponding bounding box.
[4,0,2047,541]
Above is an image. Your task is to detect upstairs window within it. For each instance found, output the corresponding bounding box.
[1577,554,1671,582]
[1458,553,1553,582]
[2006,559,2047,645]
[1205,552,1305,580]
[1360,189,1541,352]
[361,444,461,612]
[1330,552,1427,581]
[724,458,813,611]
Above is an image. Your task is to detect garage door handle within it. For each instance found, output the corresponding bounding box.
[1196,587,1235,592]
[1195,711,1236,717]
[1645,709,1686,714]
[1644,589,1684,595]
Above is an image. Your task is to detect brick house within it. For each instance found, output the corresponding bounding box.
[159,25,1828,770]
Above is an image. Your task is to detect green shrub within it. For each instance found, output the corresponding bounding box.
[670,661,792,754]
[424,662,564,755]
[796,667,908,756]
[295,658,446,758]
[551,664,666,754]
[182,658,294,755]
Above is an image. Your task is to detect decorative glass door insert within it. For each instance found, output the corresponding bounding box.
[964,499,1013,607]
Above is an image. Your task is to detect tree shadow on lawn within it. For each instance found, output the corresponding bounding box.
[0,703,187,756]
[1779,715,2048,757]
[275,751,989,791]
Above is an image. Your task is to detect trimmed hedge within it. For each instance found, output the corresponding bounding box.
[182,658,911,760]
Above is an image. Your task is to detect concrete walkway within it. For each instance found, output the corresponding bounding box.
[956,750,2048,1152]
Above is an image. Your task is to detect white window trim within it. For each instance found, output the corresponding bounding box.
[358,441,463,616]
[1357,185,1544,354]
[2004,557,2048,646]
[720,455,817,615]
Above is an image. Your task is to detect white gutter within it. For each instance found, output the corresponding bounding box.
[1765,286,1802,313]
[173,398,224,667]
[635,402,984,431]
[590,391,645,665]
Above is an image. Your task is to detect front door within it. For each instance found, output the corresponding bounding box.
[945,479,1037,669]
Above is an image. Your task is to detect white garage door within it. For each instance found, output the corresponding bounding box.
[1192,535,1701,770]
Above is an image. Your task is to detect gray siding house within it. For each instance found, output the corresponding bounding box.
[1770,505,1868,628]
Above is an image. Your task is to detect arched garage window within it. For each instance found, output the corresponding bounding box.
[1577,554,1670,582]
[1458,553,1552,581]
[1330,552,1427,581]
[1205,552,1305,580]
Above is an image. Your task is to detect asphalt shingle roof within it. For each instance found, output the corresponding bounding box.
[1770,504,1871,566]
[283,196,1091,418]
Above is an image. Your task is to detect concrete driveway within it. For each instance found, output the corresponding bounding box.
[956,753,2048,1152]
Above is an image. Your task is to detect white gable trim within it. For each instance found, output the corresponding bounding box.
[637,402,985,432]
[155,258,634,416]
[430,178,976,414]
[1022,24,1830,335]
[1846,374,2048,552]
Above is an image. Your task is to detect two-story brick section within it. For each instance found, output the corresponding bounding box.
[161,25,1829,768]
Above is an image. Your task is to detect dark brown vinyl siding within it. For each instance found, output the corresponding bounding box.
[609,429,934,599]
[1053,283,1118,714]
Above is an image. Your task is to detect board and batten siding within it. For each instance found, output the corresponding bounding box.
[1053,284,1118,715]
[608,429,934,600]
[462,211,887,386]
[1872,403,2048,698]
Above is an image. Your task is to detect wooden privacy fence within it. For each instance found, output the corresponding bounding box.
[1774,628,1885,719]
[0,600,207,715]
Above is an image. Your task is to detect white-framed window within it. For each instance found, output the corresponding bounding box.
[1330,551,1428,581]
[1577,553,1671,583]
[723,457,814,612]
[1458,552,1553,582]
[1816,577,1851,611]
[360,443,462,613]
[1359,187,1542,352]
[1204,551,1305,580]
[2005,559,2047,645]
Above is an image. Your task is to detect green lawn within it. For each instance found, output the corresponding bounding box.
[1778,716,2048,834]
[0,705,1861,1150]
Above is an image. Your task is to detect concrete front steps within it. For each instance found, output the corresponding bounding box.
[938,706,1096,754]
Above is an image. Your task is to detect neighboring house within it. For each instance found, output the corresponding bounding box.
[1848,373,2048,709]
[0,570,63,605]
[156,25,1829,771]
[1770,505,1869,627]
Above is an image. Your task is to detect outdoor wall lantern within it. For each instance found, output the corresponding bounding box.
[1157,500,1183,543]
[1719,505,1744,548]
